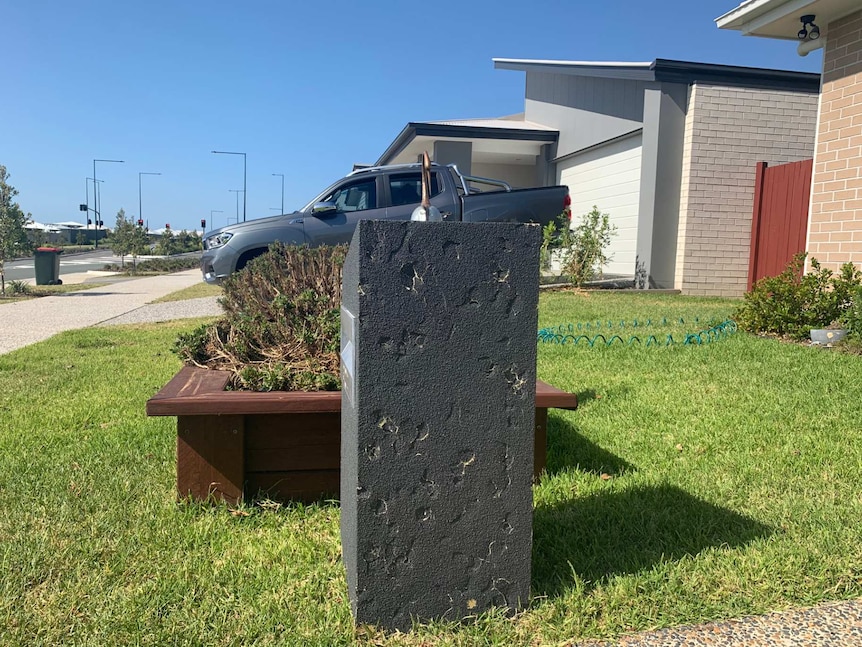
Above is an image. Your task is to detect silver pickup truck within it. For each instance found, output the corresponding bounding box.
[201,163,570,283]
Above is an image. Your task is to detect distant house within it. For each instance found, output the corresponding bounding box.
[718,1,862,275]
[26,220,103,244]
[376,58,820,296]
[52,221,88,230]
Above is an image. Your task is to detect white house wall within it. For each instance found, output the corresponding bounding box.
[470,162,540,189]
[524,72,647,157]
[558,134,643,278]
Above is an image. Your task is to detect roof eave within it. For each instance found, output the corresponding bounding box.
[493,58,656,81]
[376,123,417,167]
[717,0,861,41]
[652,58,820,92]
[715,0,794,32]
[376,122,559,166]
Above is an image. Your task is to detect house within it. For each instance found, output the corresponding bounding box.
[376,59,820,296]
[717,1,862,275]
[25,220,96,245]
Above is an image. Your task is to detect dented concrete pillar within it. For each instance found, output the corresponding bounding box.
[340,220,540,632]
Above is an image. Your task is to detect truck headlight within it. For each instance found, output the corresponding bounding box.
[205,232,233,249]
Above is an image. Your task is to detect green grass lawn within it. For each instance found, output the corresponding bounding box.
[0,283,109,304]
[150,281,222,303]
[0,292,860,645]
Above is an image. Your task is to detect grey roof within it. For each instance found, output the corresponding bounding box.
[427,117,556,131]
[493,57,820,93]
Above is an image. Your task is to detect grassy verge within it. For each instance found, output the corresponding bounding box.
[0,283,109,304]
[151,282,222,303]
[0,293,860,645]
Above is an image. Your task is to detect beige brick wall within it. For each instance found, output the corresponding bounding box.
[675,84,818,296]
[808,10,862,271]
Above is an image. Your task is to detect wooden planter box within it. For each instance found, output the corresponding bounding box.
[146,366,578,504]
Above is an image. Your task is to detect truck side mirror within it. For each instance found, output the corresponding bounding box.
[312,201,338,216]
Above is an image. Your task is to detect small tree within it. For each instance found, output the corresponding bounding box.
[129,223,150,268]
[109,208,136,267]
[0,165,34,295]
[154,229,178,256]
[175,229,192,252]
[552,206,617,287]
[75,230,88,246]
[28,229,46,248]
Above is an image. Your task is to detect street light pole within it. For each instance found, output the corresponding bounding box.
[138,172,161,226]
[212,151,247,222]
[272,173,284,215]
[228,189,242,224]
[93,158,124,249]
[85,177,104,229]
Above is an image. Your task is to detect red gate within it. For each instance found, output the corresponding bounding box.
[747,159,813,290]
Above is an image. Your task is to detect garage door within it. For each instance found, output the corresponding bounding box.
[557,134,642,278]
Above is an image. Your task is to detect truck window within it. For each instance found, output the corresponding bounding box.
[324,179,377,213]
[388,173,441,206]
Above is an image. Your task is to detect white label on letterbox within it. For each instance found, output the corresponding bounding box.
[340,306,356,406]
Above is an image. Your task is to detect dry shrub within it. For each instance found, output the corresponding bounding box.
[173,243,347,391]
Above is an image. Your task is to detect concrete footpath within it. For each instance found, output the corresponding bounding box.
[0,269,222,355]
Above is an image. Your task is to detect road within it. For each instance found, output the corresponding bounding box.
[6,250,147,281]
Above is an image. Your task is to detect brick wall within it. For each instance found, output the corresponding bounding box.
[675,84,818,296]
[808,10,862,271]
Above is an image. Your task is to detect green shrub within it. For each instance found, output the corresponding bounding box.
[173,243,346,391]
[557,206,617,287]
[540,217,561,271]
[734,253,862,340]
[5,279,31,295]
[840,284,862,339]
[103,256,201,274]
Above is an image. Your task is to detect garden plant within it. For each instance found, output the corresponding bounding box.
[541,206,616,288]
[102,255,203,275]
[174,242,346,391]
[734,253,862,346]
[0,165,33,295]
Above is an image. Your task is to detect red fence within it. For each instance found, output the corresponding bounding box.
[748,159,813,290]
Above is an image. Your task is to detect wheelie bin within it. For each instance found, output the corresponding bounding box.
[34,247,63,285]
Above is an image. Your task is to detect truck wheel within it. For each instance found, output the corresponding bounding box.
[236,248,267,271]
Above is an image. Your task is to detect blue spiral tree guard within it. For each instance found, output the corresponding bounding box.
[537,318,738,348]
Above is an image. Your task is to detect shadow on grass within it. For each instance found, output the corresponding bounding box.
[545,415,637,477]
[575,389,598,404]
[532,483,772,596]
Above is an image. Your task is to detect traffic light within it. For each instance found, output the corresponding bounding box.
[201,219,206,229]
[137,219,144,227]
[97,220,104,227]
[165,223,170,230]
[79,204,87,212]
[87,218,92,225]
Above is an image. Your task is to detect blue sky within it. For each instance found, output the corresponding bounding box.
[4,0,821,233]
